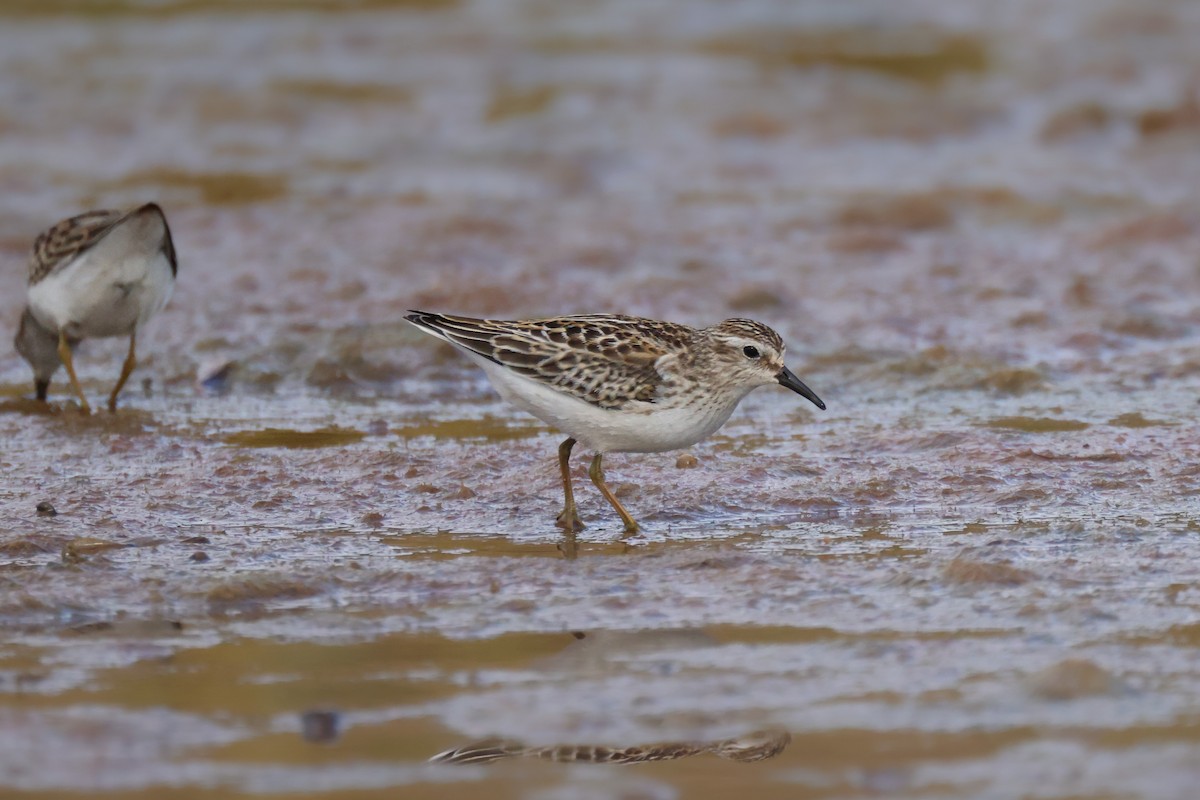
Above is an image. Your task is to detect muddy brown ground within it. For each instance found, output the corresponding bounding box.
[2,1,1200,797]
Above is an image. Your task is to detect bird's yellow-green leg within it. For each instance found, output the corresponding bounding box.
[555,437,585,532]
[588,453,639,534]
[108,331,137,412]
[57,330,90,415]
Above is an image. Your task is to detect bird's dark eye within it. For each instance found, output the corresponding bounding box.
[742,345,761,359]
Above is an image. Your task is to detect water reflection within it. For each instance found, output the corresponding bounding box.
[427,628,794,765]
[430,727,791,765]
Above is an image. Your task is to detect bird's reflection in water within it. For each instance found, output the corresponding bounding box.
[557,531,578,560]
[431,628,790,765]
[430,727,791,765]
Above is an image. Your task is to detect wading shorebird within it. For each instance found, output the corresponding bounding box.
[405,311,825,533]
[13,203,177,413]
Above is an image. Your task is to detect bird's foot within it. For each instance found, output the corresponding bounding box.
[555,506,585,533]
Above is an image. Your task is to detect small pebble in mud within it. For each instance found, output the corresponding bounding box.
[366,419,389,436]
[190,551,210,563]
[452,485,477,499]
[35,501,57,517]
[675,453,699,469]
[361,512,385,527]
[301,709,340,744]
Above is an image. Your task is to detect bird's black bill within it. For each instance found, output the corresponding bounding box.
[777,366,825,410]
[34,379,49,402]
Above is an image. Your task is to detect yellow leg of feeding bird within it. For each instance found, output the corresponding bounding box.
[108,332,137,412]
[57,330,90,415]
[555,437,585,532]
[588,453,639,534]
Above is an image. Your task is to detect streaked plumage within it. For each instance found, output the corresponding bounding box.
[405,311,825,533]
[430,728,791,765]
[13,203,177,413]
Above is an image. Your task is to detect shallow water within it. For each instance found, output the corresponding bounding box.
[2,0,1200,797]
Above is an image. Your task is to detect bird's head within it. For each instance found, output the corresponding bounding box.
[14,308,61,400]
[708,318,825,410]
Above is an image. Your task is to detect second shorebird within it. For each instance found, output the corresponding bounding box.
[405,311,825,533]
[13,203,177,413]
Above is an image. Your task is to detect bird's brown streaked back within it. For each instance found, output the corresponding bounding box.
[405,311,697,409]
[27,204,177,286]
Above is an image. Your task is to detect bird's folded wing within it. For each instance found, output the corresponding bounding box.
[28,209,126,285]
[406,312,689,409]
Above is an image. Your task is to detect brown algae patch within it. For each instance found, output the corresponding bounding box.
[485,85,558,123]
[64,619,184,637]
[834,191,955,231]
[1137,99,1200,139]
[695,28,989,85]
[1108,412,1176,428]
[102,168,287,205]
[984,416,1089,433]
[1161,623,1200,647]
[528,28,987,86]
[1041,102,1116,142]
[269,79,414,105]
[0,538,57,558]
[972,368,1045,395]
[223,426,367,449]
[0,0,461,16]
[206,574,323,611]
[91,632,571,717]
[943,523,992,537]
[860,347,1046,394]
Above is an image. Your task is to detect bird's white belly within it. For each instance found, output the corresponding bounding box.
[477,357,741,453]
[28,250,174,339]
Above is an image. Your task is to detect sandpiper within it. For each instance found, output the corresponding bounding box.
[13,203,177,413]
[405,311,825,533]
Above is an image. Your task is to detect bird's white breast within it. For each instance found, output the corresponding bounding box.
[475,356,745,454]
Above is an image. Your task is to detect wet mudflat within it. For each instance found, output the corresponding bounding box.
[2,0,1200,797]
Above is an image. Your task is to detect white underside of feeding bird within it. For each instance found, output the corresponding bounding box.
[471,352,747,454]
[27,234,174,342]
